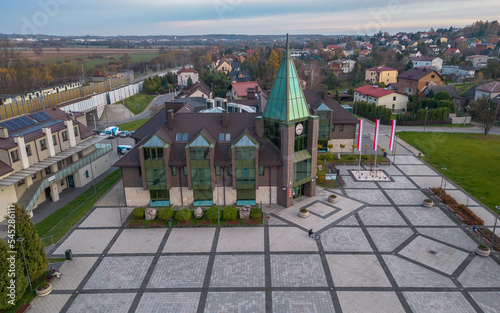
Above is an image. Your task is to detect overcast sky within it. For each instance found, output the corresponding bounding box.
[1,0,499,36]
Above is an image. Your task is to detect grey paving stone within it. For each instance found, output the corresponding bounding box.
[383,255,455,288]
[337,291,405,313]
[403,292,476,313]
[108,228,166,254]
[205,292,265,313]
[217,227,264,252]
[416,227,477,251]
[269,227,318,252]
[398,236,469,275]
[336,215,359,226]
[378,175,417,189]
[84,256,153,289]
[272,291,335,313]
[399,206,456,226]
[53,229,118,255]
[376,164,403,176]
[163,228,215,253]
[307,201,339,217]
[458,256,500,288]
[136,292,200,313]
[367,227,414,252]
[398,164,439,176]
[67,293,135,313]
[51,257,98,290]
[343,175,379,189]
[79,207,123,228]
[393,155,423,165]
[469,292,500,313]
[345,189,391,205]
[321,227,373,252]
[210,255,265,288]
[358,206,408,226]
[27,294,71,313]
[384,189,428,206]
[148,255,209,288]
[410,176,457,190]
[266,216,290,225]
[327,255,391,287]
[271,254,328,287]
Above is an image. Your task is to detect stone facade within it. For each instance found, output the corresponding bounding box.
[213,187,237,206]
[256,186,277,204]
[124,187,150,207]
[170,187,194,206]
[327,139,355,153]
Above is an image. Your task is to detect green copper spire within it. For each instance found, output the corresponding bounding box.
[263,34,310,123]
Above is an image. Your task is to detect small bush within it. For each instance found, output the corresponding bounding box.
[158,207,174,221]
[317,172,326,184]
[175,208,192,222]
[207,206,221,221]
[250,208,261,220]
[223,206,238,220]
[132,207,145,220]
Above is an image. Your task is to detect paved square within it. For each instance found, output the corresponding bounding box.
[398,164,438,176]
[205,292,265,313]
[163,228,215,253]
[384,189,428,206]
[458,257,500,288]
[27,294,71,313]
[367,227,414,252]
[399,206,456,226]
[109,228,166,254]
[393,155,423,165]
[51,257,98,290]
[136,292,200,313]
[469,292,500,313]
[53,229,118,255]
[416,227,477,250]
[84,256,153,289]
[217,227,264,252]
[79,207,123,228]
[269,227,318,252]
[321,227,373,252]
[271,254,327,287]
[345,189,391,205]
[398,236,469,275]
[327,255,391,287]
[210,255,265,287]
[148,255,209,288]
[337,291,405,313]
[378,175,417,189]
[409,176,457,190]
[272,291,335,313]
[358,206,408,226]
[403,292,476,313]
[67,293,135,313]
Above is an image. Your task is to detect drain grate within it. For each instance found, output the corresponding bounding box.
[429,250,437,255]
[264,216,271,219]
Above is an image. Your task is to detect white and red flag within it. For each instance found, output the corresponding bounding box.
[373,119,380,150]
[389,119,396,151]
[357,119,363,151]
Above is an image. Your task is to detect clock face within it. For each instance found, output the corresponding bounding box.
[296,123,303,135]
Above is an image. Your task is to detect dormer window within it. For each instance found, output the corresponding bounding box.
[175,133,189,141]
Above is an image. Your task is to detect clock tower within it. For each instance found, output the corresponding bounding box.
[262,34,319,207]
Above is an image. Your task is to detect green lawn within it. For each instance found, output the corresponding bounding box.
[130,52,159,63]
[426,123,474,128]
[36,170,122,243]
[397,132,500,211]
[117,118,149,131]
[122,93,156,115]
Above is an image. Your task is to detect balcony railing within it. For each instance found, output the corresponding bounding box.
[24,143,112,214]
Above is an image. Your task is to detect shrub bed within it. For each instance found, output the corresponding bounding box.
[250,208,261,220]
[223,206,238,221]
[158,207,173,221]
[175,208,192,222]
[431,188,484,225]
[131,207,145,220]
[207,206,221,221]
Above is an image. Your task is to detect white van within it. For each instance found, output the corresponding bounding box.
[101,126,121,137]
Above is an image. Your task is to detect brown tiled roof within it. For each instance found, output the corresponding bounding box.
[476,81,500,93]
[397,67,443,81]
[177,67,198,75]
[303,90,358,124]
[77,121,95,140]
[131,108,166,142]
[0,160,13,177]
[183,80,211,98]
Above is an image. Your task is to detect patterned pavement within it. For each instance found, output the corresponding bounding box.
[29,151,500,313]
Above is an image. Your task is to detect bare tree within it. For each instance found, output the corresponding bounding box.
[0,39,20,68]
[469,97,498,136]
[307,60,323,90]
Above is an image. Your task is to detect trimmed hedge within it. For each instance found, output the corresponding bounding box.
[132,207,145,220]
[223,206,238,220]
[250,208,261,220]
[158,207,174,221]
[207,206,221,221]
[175,208,192,222]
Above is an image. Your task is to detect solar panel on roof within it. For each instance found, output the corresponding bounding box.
[30,112,51,122]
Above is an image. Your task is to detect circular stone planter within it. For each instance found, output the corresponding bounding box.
[298,210,309,218]
[475,246,491,257]
[36,283,52,297]
[328,195,339,203]
[422,199,434,208]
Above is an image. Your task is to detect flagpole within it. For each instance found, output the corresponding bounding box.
[357,119,363,179]
[373,119,380,173]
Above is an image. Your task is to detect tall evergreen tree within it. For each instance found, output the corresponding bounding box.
[0,239,29,310]
[14,204,47,280]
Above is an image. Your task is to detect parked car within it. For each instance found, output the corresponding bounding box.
[117,145,132,155]
[102,126,121,137]
[119,131,130,138]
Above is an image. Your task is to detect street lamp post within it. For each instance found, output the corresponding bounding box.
[490,206,500,251]
[17,237,32,292]
[424,107,428,132]
[439,167,447,208]
[216,184,220,227]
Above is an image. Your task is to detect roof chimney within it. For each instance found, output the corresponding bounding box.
[167,109,175,129]
[222,110,228,128]
[247,87,255,100]
[255,116,264,138]
[0,127,8,139]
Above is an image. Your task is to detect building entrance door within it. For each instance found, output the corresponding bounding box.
[293,184,305,199]
[44,187,52,201]
[68,175,75,187]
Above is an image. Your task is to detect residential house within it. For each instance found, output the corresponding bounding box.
[429,45,441,55]
[328,59,356,75]
[397,67,444,95]
[475,44,495,55]
[0,108,111,222]
[474,81,500,100]
[211,59,232,74]
[466,55,488,68]
[290,49,310,58]
[177,67,199,88]
[181,81,212,99]
[358,50,371,58]
[228,70,251,83]
[408,47,422,58]
[444,48,461,55]
[364,66,398,85]
[354,85,409,113]
[230,81,262,100]
[409,57,444,72]
[441,66,476,79]
[115,36,319,208]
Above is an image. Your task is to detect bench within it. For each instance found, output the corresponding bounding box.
[15,302,30,313]
[148,221,164,228]
[225,220,241,227]
[177,221,192,227]
[243,219,260,226]
[128,221,144,228]
[45,274,56,283]
[196,220,213,227]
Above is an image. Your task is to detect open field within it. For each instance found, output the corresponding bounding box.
[21,47,158,61]
[397,132,500,211]
[122,93,156,115]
